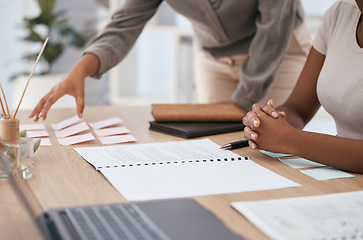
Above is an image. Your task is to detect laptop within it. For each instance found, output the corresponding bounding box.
[1,157,243,240]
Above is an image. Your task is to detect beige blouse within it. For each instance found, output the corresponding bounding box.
[314,0,363,139]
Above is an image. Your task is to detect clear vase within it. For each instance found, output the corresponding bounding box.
[0,118,34,179]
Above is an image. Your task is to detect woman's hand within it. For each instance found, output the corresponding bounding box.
[243,100,293,152]
[28,53,99,121]
[28,70,85,121]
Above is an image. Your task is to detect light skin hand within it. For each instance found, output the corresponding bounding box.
[28,53,99,121]
[29,70,85,121]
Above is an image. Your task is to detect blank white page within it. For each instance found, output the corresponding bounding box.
[100,159,300,201]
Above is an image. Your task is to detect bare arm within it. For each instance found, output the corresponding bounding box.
[248,105,363,173]
[274,47,325,129]
[242,47,363,173]
[244,47,325,130]
[28,53,99,121]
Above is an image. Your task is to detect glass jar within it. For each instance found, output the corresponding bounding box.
[0,118,34,179]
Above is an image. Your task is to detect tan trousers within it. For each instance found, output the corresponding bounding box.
[194,23,312,108]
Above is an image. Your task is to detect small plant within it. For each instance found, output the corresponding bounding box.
[22,0,87,74]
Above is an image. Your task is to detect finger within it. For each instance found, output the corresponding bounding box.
[252,103,261,113]
[28,91,54,118]
[244,111,260,128]
[278,111,286,119]
[248,140,257,150]
[243,126,258,141]
[261,102,279,119]
[39,90,66,120]
[75,91,85,119]
[33,113,40,122]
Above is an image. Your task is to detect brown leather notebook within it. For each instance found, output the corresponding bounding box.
[151,103,245,122]
[149,121,245,138]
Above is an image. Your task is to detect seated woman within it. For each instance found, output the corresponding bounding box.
[242,0,363,173]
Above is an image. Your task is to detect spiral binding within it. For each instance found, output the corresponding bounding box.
[98,156,249,169]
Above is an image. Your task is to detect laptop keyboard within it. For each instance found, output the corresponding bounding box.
[65,204,170,240]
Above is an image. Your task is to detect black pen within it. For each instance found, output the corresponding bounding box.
[220,140,249,150]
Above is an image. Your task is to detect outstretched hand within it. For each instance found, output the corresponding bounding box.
[27,53,101,121]
[28,69,85,121]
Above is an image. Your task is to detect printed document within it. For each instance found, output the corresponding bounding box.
[75,139,300,201]
[232,191,363,240]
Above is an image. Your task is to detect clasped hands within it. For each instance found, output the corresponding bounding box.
[242,100,296,154]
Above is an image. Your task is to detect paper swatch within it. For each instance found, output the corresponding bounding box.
[98,134,137,145]
[279,157,327,169]
[260,150,293,158]
[93,126,130,137]
[88,117,122,130]
[57,133,95,146]
[20,123,46,131]
[51,115,83,131]
[299,167,354,180]
[54,122,89,138]
[40,138,51,146]
[26,130,49,138]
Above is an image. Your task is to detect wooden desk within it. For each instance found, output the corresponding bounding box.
[1,105,363,240]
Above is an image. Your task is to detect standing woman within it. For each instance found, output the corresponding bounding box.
[243,0,363,173]
[29,0,310,121]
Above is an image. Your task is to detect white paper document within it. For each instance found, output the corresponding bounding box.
[231,191,363,240]
[75,139,300,201]
[75,139,243,170]
[100,159,300,201]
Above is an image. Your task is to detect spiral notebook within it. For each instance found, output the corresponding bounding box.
[74,139,300,201]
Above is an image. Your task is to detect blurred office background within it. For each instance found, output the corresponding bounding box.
[0,0,337,134]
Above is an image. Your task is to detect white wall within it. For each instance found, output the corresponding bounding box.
[0,0,108,110]
[0,0,24,110]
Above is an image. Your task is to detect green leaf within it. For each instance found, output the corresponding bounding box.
[61,27,87,47]
[20,0,89,72]
[37,0,56,14]
[43,43,64,66]
[23,29,44,42]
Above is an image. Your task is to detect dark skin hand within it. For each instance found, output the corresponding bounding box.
[243,46,363,173]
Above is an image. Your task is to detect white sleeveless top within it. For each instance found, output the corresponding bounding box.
[314,0,363,140]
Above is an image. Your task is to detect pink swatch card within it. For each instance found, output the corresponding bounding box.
[40,138,51,146]
[26,130,49,138]
[20,123,46,131]
[98,134,137,145]
[88,117,123,130]
[93,126,130,137]
[51,115,83,131]
[54,122,89,138]
[57,133,95,146]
